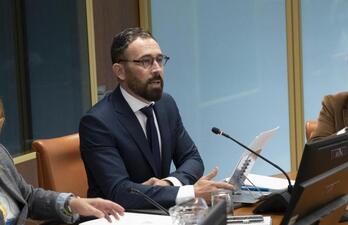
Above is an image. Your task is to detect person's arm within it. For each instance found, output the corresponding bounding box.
[310,95,343,141]
[66,196,124,222]
[0,144,62,222]
[164,94,204,185]
[1,145,124,223]
[142,167,234,205]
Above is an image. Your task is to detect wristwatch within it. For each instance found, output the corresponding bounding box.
[63,195,74,216]
[61,194,80,223]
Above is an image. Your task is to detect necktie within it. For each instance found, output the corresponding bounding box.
[140,105,161,176]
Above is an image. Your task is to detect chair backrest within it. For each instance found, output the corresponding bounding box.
[305,120,318,141]
[32,133,88,197]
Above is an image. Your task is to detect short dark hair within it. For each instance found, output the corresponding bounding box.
[110,27,154,64]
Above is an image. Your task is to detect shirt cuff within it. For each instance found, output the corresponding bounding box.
[56,193,80,224]
[337,127,348,135]
[164,177,182,186]
[175,185,195,205]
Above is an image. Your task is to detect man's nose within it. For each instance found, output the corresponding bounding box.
[151,60,163,72]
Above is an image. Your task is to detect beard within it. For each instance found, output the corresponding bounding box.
[127,73,164,102]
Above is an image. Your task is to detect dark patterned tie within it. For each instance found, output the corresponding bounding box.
[140,105,161,176]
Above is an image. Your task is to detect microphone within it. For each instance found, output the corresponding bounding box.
[127,187,170,215]
[211,127,292,213]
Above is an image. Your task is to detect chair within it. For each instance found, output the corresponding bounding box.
[305,120,318,141]
[32,133,88,197]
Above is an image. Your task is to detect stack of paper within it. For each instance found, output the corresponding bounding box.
[79,212,172,225]
[242,173,295,192]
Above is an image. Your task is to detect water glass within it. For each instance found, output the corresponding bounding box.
[211,189,233,214]
[169,198,208,225]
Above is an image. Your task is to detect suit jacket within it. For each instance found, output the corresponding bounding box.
[0,144,62,225]
[79,86,204,209]
[310,92,348,141]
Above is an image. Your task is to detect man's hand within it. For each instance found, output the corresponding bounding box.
[69,197,125,222]
[193,167,234,204]
[142,177,171,186]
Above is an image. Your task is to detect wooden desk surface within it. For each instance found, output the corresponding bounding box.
[233,171,348,225]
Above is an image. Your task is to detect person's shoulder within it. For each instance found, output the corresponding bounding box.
[323,92,348,107]
[0,144,13,164]
[157,92,177,107]
[160,92,175,101]
[83,92,114,117]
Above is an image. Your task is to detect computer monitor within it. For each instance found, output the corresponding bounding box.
[295,132,348,184]
[254,132,348,214]
[280,137,348,225]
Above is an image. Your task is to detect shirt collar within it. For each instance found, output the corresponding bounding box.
[120,86,154,113]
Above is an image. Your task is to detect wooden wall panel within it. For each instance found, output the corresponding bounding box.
[93,0,140,92]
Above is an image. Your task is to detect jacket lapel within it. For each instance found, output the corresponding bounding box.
[110,87,160,177]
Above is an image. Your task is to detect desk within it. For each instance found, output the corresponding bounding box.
[234,172,348,225]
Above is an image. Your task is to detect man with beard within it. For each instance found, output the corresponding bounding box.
[79,27,233,209]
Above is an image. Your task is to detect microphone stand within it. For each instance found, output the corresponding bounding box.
[127,187,170,215]
[211,127,292,213]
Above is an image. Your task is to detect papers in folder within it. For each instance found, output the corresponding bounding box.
[228,127,279,190]
[242,173,295,192]
[79,212,171,225]
[227,127,279,203]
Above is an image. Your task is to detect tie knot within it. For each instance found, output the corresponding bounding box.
[140,105,154,118]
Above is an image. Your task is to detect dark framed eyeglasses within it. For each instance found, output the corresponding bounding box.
[118,54,170,69]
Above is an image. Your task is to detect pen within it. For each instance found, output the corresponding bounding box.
[227,215,264,224]
[227,218,264,224]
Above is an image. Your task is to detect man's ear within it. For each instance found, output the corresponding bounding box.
[112,63,126,81]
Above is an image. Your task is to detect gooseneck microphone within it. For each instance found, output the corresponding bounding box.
[211,127,293,213]
[211,127,292,191]
[127,187,170,215]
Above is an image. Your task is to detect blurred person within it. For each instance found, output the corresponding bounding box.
[0,98,124,225]
[309,92,348,141]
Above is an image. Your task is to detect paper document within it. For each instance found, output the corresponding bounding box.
[243,173,295,192]
[228,127,279,190]
[79,212,172,225]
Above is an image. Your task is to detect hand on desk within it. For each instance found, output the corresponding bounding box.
[69,197,125,222]
[194,167,234,204]
[142,177,171,186]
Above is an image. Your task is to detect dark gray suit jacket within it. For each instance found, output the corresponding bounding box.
[79,86,204,209]
[0,144,65,225]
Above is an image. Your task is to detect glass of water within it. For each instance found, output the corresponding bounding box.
[211,189,233,214]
